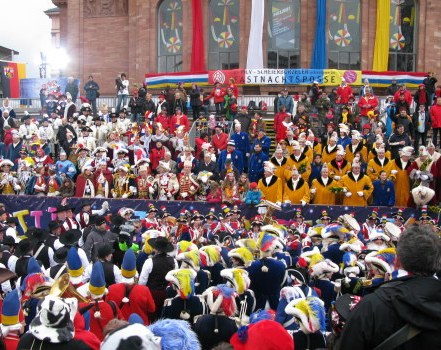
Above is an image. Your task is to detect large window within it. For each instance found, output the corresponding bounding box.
[158,0,183,72]
[267,0,301,69]
[388,0,417,71]
[327,0,361,69]
[208,0,240,70]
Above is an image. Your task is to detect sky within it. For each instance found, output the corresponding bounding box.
[0,0,55,78]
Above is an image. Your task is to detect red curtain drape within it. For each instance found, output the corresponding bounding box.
[191,0,206,72]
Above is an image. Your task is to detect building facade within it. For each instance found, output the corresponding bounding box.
[47,0,441,95]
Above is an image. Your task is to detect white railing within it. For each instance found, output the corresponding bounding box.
[2,95,416,115]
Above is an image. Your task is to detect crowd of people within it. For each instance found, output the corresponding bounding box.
[0,73,441,208]
[0,73,439,348]
[0,197,438,349]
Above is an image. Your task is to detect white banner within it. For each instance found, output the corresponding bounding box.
[246,0,265,69]
[245,69,285,84]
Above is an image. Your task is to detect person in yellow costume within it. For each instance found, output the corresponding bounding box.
[345,130,368,164]
[257,161,283,205]
[298,133,314,162]
[341,161,374,206]
[368,135,391,161]
[269,144,289,185]
[327,146,351,184]
[310,163,336,205]
[286,141,311,182]
[321,133,339,164]
[390,146,413,207]
[283,165,310,206]
[367,145,393,181]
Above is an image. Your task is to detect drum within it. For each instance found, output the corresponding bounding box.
[384,222,401,239]
[342,214,361,232]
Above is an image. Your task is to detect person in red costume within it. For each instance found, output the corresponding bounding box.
[204,81,226,115]
[106,250,156,325]
[169,106,189,135]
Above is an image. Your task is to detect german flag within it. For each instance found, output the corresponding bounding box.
[0,61,26,98]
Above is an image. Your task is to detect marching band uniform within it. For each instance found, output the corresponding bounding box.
[154,162,179,200]
[111,167,136,199]
[177,165,199,201]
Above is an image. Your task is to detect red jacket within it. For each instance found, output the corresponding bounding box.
[155,114,170,133]
[211,133,229,152]
[274,111,290,133]
[358,96,379,117]
[394,89,413,105]
[149,147,166,171]
[430,104,441,128]
[205,87,226,104]
[73,312,101,350]
[170,113,189,135]
[337,85,354,104]
[106,283,156,325]
[79,300,123,341]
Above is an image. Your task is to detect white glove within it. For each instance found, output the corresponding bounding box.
[310,188,316,194]
[421,175,429,181]
[334,176,340,181]
[149,187,155,194]
[13,185,21,191]
[246,153,250,157]
[284,200,291,204]
[181,192,188,198]
[41,184,46,190]
[301,200,307,206]
[0,179,7,186]
[102,201,110,211]
[343,188,348,193]
[167,192,173,198]
[275,201,281,206]
[345,192,352,197]
[122,193,128,199]
[357,191,364,197]
[34,185,43,191]
[415,170,421,176]
[54,191,60,196]
[391,170,398,175]
[112,192,117,198]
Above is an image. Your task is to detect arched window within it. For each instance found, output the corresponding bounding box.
[158,0,183,72]
[208,0,240,70]
[267,0,301,69]
[327,0,361,69]
[389,0,417,71]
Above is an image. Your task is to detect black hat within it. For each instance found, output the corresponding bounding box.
[55,205,69,213]
[2,235,16,247]
[5,217,18,225]
[27,227,48,243]
[95,216,108,226]
[54,246,69,263]
[110,215,125,228]
[15,238,36,257]
[287,267,309,285]
[59,229,82,246]
[110,112,118,118]
[0,268,16,284]
[334,294,362,322]
[80,201,93,209]
[148,237,174,253]
[97,243,114,259]
[0,209,6,216]
[48,220,61,231]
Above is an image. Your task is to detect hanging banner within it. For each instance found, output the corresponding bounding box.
[323,69,362,86]
[146,69,426,88]
[284,69,324,85]
[20,77,81,99]
[208,69,245,85]
[0,195,422,235]
[245,69,285,85]
[0,61,26,98]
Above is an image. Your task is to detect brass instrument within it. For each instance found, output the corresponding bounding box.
[257,200,281,224]
[50,273,89,302]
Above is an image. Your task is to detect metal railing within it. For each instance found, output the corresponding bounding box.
[2,95,416,116]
